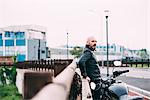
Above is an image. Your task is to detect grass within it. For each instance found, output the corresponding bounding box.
[0,84,23,100]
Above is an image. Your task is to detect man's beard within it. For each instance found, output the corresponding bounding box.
[92,46,96,51]
[86,45,96,51]
[92,44,96,51]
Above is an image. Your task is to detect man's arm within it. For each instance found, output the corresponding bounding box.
[78,51,91,78]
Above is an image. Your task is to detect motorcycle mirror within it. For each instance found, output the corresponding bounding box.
[114,61,122,66]
[90,82,96,90]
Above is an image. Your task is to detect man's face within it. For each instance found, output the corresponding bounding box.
[88,38,97,50]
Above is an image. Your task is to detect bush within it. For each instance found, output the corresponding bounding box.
[0,84,22,100]
[0,66,17,85]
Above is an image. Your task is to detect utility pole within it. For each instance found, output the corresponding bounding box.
[67,32,69,59]
[105,10,109,77]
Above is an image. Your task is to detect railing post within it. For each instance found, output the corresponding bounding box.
[125,58,128,67]
[141,59,143,68]
[136,60,137,67]
[148,59,149,68]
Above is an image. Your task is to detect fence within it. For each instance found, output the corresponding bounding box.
[15,59,73,76]
[15,59,73,99]
[1,58,149,69]
[1,58,149,99]
[98,59,150,67]
[122,59,150,67]
[30,59,93,100]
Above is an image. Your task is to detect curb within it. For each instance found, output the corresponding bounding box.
[126,83,150,99]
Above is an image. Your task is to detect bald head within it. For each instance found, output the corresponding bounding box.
[86,36,97,45]
[86,36,97,50]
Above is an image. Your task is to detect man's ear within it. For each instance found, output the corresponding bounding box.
[86,41,90,45]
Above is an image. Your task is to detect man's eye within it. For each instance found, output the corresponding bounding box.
[91,40,97,42]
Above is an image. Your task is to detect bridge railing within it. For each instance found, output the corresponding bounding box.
[98,59,150,67]
[15,59,73,76]
[31,59,78,100]
[16,59,73,99]
[31,59,93,100]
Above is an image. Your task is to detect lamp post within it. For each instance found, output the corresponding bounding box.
[105,10,109,77]
[67,32,69,59]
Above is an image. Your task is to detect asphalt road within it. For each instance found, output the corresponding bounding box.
[116,76,150,92]
[100,67,150,92]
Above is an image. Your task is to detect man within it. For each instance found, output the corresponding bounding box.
[78,36,101,100]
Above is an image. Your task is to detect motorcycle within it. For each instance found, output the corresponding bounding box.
[90,61,143,100]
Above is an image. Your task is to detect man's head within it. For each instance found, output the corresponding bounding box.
[86,36,97,51]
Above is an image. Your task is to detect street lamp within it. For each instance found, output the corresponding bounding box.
[105,10,109,76]
[67,32,69,59]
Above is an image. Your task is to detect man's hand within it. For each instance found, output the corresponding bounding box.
[85,76,90,82]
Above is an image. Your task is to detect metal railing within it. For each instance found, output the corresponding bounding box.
[15,59,73,76]
[98,59,150,67]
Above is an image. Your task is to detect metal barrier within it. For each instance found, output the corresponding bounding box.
[31,59,78,100]
[98,59,150,67]
[16,59,73,77]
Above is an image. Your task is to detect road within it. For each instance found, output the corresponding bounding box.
[100,67,150,92]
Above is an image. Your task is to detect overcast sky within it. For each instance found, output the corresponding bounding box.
[0,0,150,50]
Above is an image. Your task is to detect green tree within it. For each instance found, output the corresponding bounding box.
[70,46,83,58]
[137,49,149,59]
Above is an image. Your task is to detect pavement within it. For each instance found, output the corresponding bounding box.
[100,67,150,79]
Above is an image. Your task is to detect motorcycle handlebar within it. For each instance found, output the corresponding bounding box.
[113,70,129,78]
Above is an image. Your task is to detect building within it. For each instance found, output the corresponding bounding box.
[49,47,74,59]
[0,25,50,62]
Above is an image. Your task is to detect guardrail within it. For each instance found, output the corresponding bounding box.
[16,59,73,76]
[16,59,73,99]
[98,59,150,67]
[31,59,93,100]
[31,59,78,100]
[1,58,149,68]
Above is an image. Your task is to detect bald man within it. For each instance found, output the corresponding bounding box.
[79,36,101,100]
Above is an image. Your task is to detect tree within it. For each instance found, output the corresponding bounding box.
[137,49,149,59]
[70,46,83,58]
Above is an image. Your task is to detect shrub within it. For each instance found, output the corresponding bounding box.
[0,84,22,100]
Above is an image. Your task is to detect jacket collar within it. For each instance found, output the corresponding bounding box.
[85,45,95,51]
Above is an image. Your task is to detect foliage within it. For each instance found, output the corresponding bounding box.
[70,46,83,58]
[0,55,22,99]
[0,66,17,86]
[0,68,6,85]
[0,84,22,100]
[137,49,149,59]
[0,56,17,85]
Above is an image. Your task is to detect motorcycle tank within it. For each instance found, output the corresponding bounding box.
[108,83,128,98]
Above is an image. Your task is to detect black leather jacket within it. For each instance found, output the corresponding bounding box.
[79,46,101,82]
